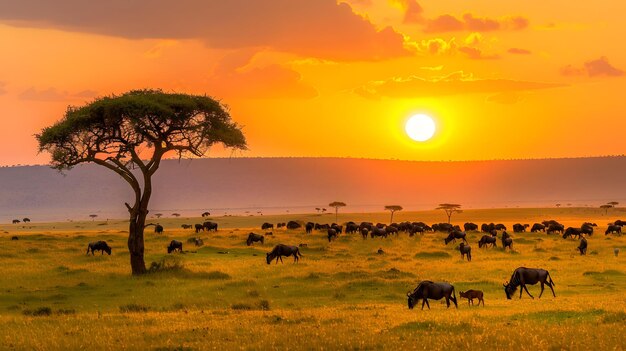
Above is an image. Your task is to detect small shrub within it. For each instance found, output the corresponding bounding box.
[23,307,52,316]
[148,256,184,273]
[56,309,76,315]
[548,256,560,261]
[247,290,260,297]
[231,303,253,311]
[120,304,150,313]
[258,300,271,310]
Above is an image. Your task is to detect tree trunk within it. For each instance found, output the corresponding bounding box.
[128,212,147,275]
[390,211,394,224]
[335,208,338,223]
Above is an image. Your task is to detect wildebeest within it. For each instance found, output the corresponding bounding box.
[433,223,454,232]
[459,290,484,306]
[286,221,301,230]
[613,220,626,227]
[154,224,164,234]
[513,223,529,233]
[464,222,478,231]
[246,233,265,246]
[305,222,314,234]
[261,222,274,230]
[407,281,458,310]
[345,222,359,234]
[563,227,582,239]
[167,240,183,253]
[386,226,398,235]
[12,219,20,224]
[546,224,564,235]
[23,218,31,223]
[580,224,594,236]
[481,223,495,233]
[530,223,546,232]
[194,224,204,233]
[201,211,210,217]
[409,225,424,236]
[478,235,497,248]
[370,226,387,238]
[277,222,286,229]
[501,233,513,251]
[327,228,338,242]
[331,224,343,234]
[503,267,555,299]
[181,224,193,229]
[605,225,622,236]
[577,237,587,255]
[495,223,507,231]
[266,244,302,264]
[459,243,471,261]
[11,236,18,241]
[203,221,218,232]
[444,230,467,245]
[86,241,111,255]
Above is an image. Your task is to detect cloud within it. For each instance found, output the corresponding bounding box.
[19,87,67,101]
[424,13,529,33]
[209,50,317,100]
[561,57,624,78]
[389,0,424,23]
[0,0,409,61]
[508,48,532,55]
[412,38,457,55]
[458,46,499,60]
[487,92,523,105]
[354,71,564,99]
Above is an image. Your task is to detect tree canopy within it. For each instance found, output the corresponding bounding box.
[384,205,403,224]
[436,203,462,223]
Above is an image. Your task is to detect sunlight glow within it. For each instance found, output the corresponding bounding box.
[405,114,436,142]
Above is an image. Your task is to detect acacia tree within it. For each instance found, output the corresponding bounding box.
[89,214,98,221]
[436,203,462,224]
[385,205,403,224]
[154,213,163,219]
[37,90,246,275]
[329,201,346,223]
[600,204,613,215]
[171,213,181,218]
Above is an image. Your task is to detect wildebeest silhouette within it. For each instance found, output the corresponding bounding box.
[444,230,467,245]
[286,221,301,230]
[513,223,529,233]
[327,228,338,242]
[86,241,111,255]
[459,290,484,306]
[478,235,497,248]
[577,237,587,255]
[459,243,472,261]
[464,222,478,231]
[530,223,545,232]
[247,233,265,246]
[407,281,458,310]
[266,244,302,264]
[605,225,622,236]
[203,221,218,232]
[503,267,555,299]
[167,240,183,253]
[261,222,274,230]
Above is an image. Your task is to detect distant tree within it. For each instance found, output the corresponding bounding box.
[171,213,181,218]
[37,89,246,275]
[600,204,613,215]
[322,208,327,213]
[384,205,403,224]
[22,218,31,223]
[329,202,346,223]
[315,207,321,214]
[436,203,462,224]
[202,212,211,217]
[555,204,561,208]
[154,213,163,219]
[89,214,98,221]
[608,201,619,207]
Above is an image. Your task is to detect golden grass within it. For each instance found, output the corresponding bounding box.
[0,207,624,350]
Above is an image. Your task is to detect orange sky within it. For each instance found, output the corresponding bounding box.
[0,0,624,166]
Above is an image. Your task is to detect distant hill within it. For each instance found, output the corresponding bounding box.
[1,157,626,221]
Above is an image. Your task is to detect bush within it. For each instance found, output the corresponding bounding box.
[119,304,150,313]
[23,307,52,316]
[258,300,271,311]
[148,256,184,273]
[231,303,253,311]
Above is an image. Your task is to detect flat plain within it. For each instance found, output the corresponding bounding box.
[0,207,624,350]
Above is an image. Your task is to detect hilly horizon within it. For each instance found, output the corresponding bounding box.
[1,156,625,222]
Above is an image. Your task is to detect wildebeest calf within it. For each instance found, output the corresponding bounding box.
[459,243,471,261]
[266,244,302,264]
[167,240,183,253]
[86,241,112,255]
[459,290,484,306]
[577,237,587,255]
[247,233,265,246]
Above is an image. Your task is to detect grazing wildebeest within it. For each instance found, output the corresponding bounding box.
[502,236,513,251]
[266,244,302,264]
[459,290,484,306]
[530,223,546,232]
[580,224,594,236]
[181,224,192,229]
[331,224,343,234]
[327,228,338,242]
[434,223,454,232]
[23,218,31,223]
[503,267,555,299]
[360,228,369,239]
[246,233,265,246]
[444,231,467,245]
[459,243,472,261]
[203,221,218,232]
[547,224,564,235]
[305,222,314,234]
[86,241,112,255]
[386,226,398,235]
[201,212,210,217]
[12,219,20,224]
[11,236,18,241]
[481,223,495,233]
[407,281,458,310]
[345,222,359,234]
[513,223,529,233]
[154,224,164,234]
[286,221,301,230]
[194,224,204,233]
[577,237,587,255]
[464,222,478,232]
[409,225,424,236]
[261,222,274,230]
[542,220,562,227]
[613,220,626,227]
[167,240,183,253]
[495,223,507,231]
[478,235,497,248]
[563,227,582,239]
[370,226,387,238]
[605,225,622,236]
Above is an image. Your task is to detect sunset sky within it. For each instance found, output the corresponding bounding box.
[0,0,624,166]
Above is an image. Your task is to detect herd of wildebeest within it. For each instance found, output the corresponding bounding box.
[18,216,623,311]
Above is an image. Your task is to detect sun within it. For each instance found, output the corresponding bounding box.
[405,114,436,142]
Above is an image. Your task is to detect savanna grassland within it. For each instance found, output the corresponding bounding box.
[0,208,625,350]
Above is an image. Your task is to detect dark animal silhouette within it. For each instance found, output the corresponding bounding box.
[327,228,338,242]
[11,236,18,241]
[194,224,204,233]
[577,237,587,255]
[481,223,495,233]
[181,224,192,229]
[12,219,20,224]
[444,231,467,245]
[154,224,164,234]
[386,226,398,235]
[23,218,31,223]
[409,225,424,236]
[286,221,301,230]
[547,224,564,235]
[261,223,274,230]
[503,267,555,299]
[531,223,545,232]
[478,235,497,248]
[407,281,458,310]
[605,225,622,236]
[613,220,626,226]
[331,224,343,234]
[370,226,387,238]
[459,243,472,261]
[246,233,265,246]
[502,236,513,251]
[203,221,218,232]
[464,222,478,231]
[266,244,302,264]
[495,223,506,231]
[201,212,210,217]
[459,290,484,306]
[305,222,314,234]
[563,227,582,239]
[513,223,529,233]
[167,240,183,253]
[345,222,359,234]
[361,228,369,239]
[580,224,594,236]
[86,241,111,255]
